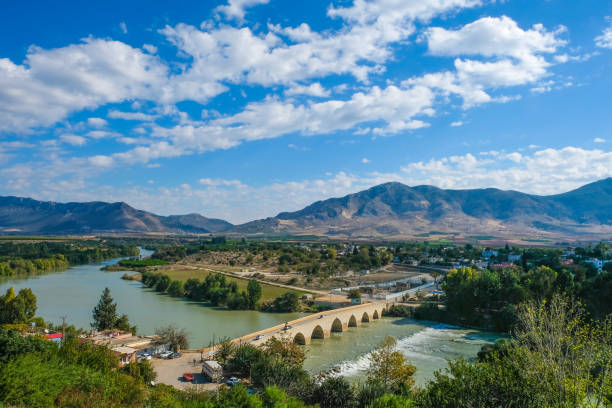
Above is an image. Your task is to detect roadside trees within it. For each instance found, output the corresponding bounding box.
[155,325,189,352]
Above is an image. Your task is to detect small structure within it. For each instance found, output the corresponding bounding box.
[111,346,138,366]
[301,294,313,300]
[351,298,362,305]
[202,360,223,382]
[44,332,63,344]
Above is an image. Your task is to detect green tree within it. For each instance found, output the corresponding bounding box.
[367,336,416,393]
[155,324,189,352]
[167,279,185,297]
[215,337,236,364]
[348,289,362,299]
[91,287,118,331]
[0,287,37,325]
[313,377,356,408]
[247,279,262,310]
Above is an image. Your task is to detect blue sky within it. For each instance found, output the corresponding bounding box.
[1,0,611,223]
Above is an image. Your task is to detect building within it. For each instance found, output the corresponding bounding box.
[111,346,138,366]
[482,250,499,259]
[585,258,612,273]
[202,360,223,382]
[43,332,63,344]
[508,254,522,262]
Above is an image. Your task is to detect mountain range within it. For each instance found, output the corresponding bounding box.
[1,178,611,240]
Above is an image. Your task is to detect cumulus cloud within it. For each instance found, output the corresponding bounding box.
[595,18,612,49]
[409,16,566,108]
[214,0,269,20]
[594,137,606,143]
[0,38,167,133]
[60,134,87,146]
[285,83,330,97]
[362,157,370,163]
[87,117,108,128]
[400,147,612,195]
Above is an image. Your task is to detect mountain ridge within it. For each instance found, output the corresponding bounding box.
[1,178,610,238]
[231,178,612,239]
[0,196,233,235]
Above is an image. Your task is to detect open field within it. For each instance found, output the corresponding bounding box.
[161,268,309,301]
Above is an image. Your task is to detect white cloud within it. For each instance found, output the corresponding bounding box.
[362,157,370,163]
[60,134,87,146]
[285,83,330,97]
[214,0,269,20]
[450,121,463,127]
[400,147,612,195]
[142,44,158,54]
[423,16,564,58]
[594,137,606,143]
[0,38,167,133]
[107,110,157,121]
[87,117,107,128]
[595,18,612,49]
[88,155,114,167]
[407,16,566,108]
[119,22,128,34]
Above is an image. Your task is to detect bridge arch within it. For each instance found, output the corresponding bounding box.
[294,332,306,345]
[348,315,358,327]
[380,307,386,317]
[361,312,370,323]
[331,318,344,333]
[311,325,325,340]
[373,310,379,319]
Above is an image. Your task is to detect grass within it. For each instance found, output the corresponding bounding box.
[162,269,309,301]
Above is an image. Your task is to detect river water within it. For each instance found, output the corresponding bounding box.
[303,317,499,386]
[0,250,498,383]
[0,250,303,347]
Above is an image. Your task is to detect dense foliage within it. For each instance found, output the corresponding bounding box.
[0,240,139,277]
[141,271,290,311]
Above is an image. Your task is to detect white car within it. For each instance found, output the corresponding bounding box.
[158,351,173,359]
[254,334,265,341]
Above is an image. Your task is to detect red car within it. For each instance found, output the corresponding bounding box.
[183,372,195,382]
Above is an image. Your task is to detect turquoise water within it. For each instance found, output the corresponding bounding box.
[303,317,499,386]
[0,250,303,347]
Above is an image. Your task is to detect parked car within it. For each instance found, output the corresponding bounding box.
[169,352,181,359]
[183,372,195,382]
[255,334,265,340]
[226,377,240,386]
[158,351,172,359]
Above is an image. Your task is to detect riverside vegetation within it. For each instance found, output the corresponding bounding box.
[0,239,139,277]
[0,287,609,407]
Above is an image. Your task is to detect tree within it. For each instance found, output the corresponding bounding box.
[155,325,189,352]
[91,287,118,331]
[367,336,416,393]
[167,280,184,297]
[268,292,300,312]
[247,279,262,310]
[215,337,235,364]
[430,271,441,289]
[348,289,362,299]
[313,377,356,408]
[0,287,37,325]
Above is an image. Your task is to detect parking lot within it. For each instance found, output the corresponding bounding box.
[150,352,220,391]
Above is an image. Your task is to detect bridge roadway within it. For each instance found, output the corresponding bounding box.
[230,301,393,348]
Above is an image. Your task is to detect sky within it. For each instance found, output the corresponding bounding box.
[1,0,611,224]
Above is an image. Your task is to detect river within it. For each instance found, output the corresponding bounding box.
[0,249,303,347]
[303,317,499,386]
[0,250,498,384]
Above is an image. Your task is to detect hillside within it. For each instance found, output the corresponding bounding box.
[231,178,612,240]
[0,196,233,235]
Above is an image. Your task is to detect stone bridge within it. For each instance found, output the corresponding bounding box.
[234,301,392,347]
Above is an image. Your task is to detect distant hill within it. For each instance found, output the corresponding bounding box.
[231,178,612,240]
[0,197,233,235]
